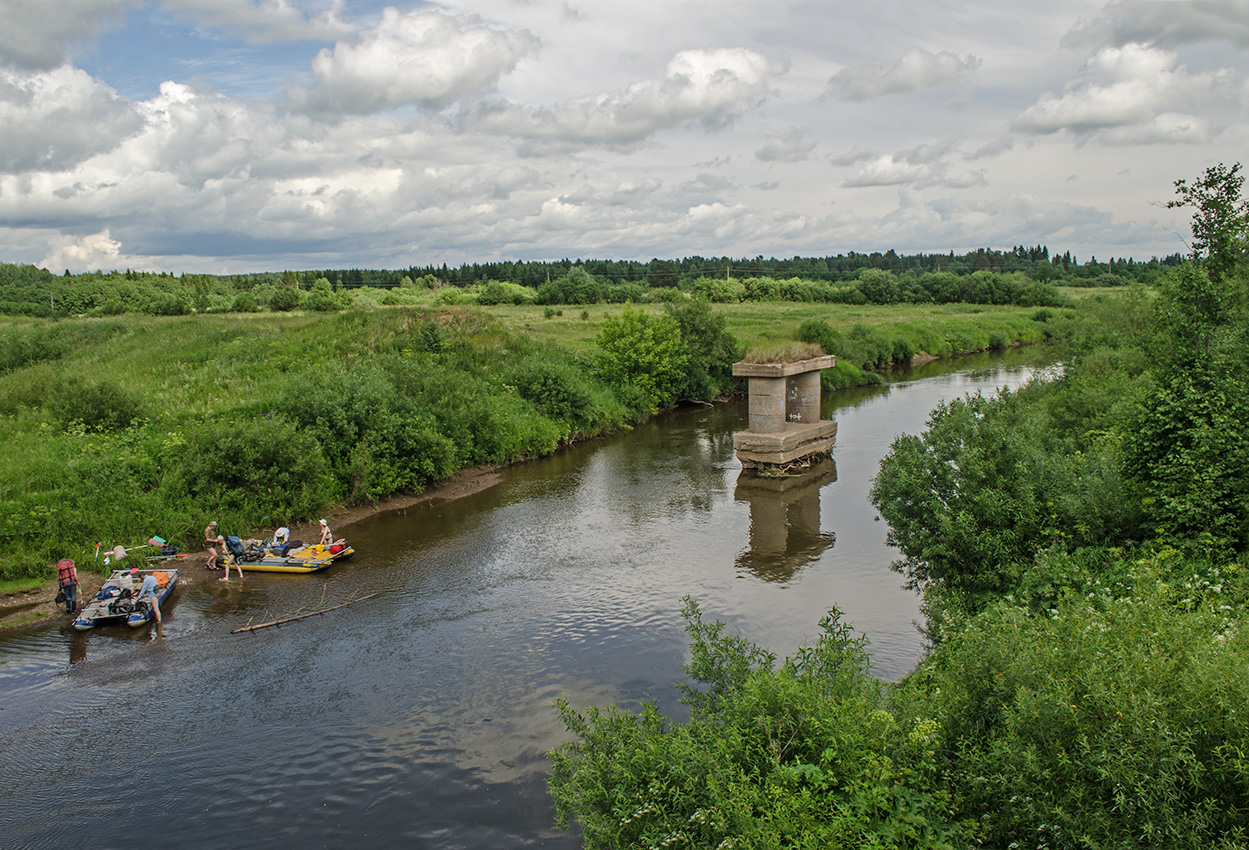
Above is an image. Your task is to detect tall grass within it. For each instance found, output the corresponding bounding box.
[0,299,1066,582]
[0,310,634,580]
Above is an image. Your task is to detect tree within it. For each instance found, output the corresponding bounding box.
[664,297,741,401]
[1125,164,1249,551]
[1167,162,1249,283]
[596,305,689,413]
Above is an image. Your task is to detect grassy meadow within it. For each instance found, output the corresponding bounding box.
[0,297,1068,583]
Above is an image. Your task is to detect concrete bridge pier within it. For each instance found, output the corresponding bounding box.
[732,355,838,470]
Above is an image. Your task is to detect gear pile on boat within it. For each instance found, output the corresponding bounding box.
[215,535,355,574]
[73,568,177,631]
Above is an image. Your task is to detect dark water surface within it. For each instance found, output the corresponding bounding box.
[0,349,1053,849]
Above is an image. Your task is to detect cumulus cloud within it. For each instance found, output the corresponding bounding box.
[0,0,138,71]
[827,46,980,101]
[842,155,930,187]
[755,128,816,163]
[1012,43,1233,141]
[1064,0,1249,49]
[559,178,663,207]
[39,228,131,272]
[840,140,981,189]
[162,0,354,44]
[462,48,784,148]
[0,66,142,172]
[289,8,539,115]
[829,147,875,168]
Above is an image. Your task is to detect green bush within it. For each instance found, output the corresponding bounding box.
[911,559,1249,849]
[267,284,301,312]
[274,362,458,502]
[47,376,145,431]
[538,267,605,305]
[509,358,600,428]
[303,278,342,312]
[161,417,335,520]
[595,306,689,412]
[550,599,976,849]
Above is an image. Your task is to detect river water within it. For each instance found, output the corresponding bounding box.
[0,349,1052,849]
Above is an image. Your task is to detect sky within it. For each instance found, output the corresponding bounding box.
[1,0,1247,274]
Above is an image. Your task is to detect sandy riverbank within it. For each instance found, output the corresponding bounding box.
[0,465,504,632]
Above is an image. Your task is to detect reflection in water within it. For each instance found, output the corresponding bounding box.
[734,460,838,582]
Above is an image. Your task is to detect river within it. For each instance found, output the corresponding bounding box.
[0,348,1054,849]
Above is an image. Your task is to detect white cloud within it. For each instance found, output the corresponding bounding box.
[1012,43,1234,142]
[462,47,784,148]
[0,0,139,71]
[843,155,929,187]
[1065,0,1249,49]
[827,46,980,101]
[755,128,816,163]
[559,178,663,207]
[39,228,132,272]
[0,66,142,172]
[161,0,355,44]
[839,140,982,190]
[289,8,540,115]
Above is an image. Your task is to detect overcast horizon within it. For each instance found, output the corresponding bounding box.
[2,1,1246,274]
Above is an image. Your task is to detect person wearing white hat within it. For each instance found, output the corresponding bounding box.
[318,519,333,547]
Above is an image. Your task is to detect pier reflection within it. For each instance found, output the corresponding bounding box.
[733,459,838,582]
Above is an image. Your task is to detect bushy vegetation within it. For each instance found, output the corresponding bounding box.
[3,254,1095,320]
[0,306,737,580]
[547,165,1249,848]
[551,599,975,849]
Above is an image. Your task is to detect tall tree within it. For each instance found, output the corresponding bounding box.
[1167,161,1249,283]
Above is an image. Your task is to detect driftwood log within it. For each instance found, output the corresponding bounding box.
[231,592,378,634]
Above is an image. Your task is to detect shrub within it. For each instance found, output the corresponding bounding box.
[550,599,975,849]
[595,306,689,412]
[161,417,335,519]
[47,377,145,432]
[303,278,342,312]
[509,358,600,428]
[231,292,259,313]
[267,284,301,312]
[274,362,458,502]
[914,565,1249,849]
[538,267,605,305]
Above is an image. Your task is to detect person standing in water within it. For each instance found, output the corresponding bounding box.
[204,521,220,569]
[56,559,78,614]
[134,569,162,624]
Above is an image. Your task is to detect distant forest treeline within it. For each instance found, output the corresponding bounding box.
[302,244,1182,289]
[0,244,1178,317]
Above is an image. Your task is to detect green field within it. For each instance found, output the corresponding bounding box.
[0,297,1073,581]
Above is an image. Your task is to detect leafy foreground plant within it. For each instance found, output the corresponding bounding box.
[899,549,1249,850]
[548,598,973,849]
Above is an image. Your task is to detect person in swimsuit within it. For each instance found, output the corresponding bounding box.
[204,521,220,569]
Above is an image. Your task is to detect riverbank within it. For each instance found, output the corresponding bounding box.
[0,464,505,632]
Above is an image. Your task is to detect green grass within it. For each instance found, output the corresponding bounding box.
[0,577,44,596]
[483,299,1062,355]
[0,299,1076,583]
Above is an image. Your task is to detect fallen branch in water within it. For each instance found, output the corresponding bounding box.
[231,592,378,634]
